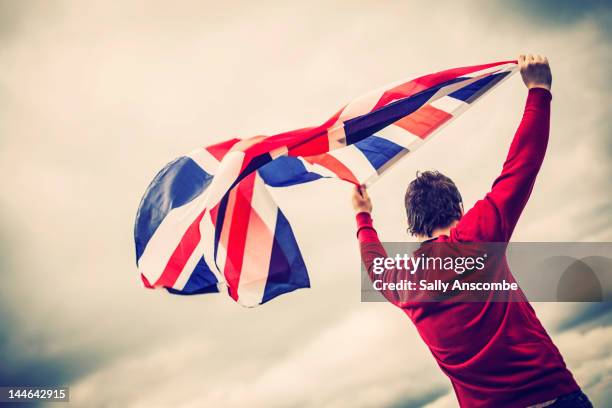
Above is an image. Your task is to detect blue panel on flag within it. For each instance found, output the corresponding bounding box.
[449,72,508,103]
[134,156,212,262]
[343,76,466,145]
[166,257,220,295]
[258,156,323,187]
[355,135,405,170]
[262,209,310,304]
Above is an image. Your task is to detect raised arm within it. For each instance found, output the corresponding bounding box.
[454,54,553,242]
[353,186,411,305]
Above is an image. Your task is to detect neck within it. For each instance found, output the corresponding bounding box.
[417,220,459,242]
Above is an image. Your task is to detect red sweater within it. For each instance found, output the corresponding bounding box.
[357,89,579,407]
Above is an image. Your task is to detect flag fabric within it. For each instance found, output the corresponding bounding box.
[134,60,517,307]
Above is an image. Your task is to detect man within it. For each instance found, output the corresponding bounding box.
[352,55,592,407]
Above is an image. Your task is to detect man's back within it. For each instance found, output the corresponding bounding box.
[401,240,579,407]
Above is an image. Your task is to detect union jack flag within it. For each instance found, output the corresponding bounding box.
[134,60,517,307]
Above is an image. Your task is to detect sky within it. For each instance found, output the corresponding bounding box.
[0,0,611,407]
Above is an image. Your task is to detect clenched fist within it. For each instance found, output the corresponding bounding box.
[518,54,552,91]
[352,185,372,214]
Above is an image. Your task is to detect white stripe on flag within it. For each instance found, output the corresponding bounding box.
[202,151,245,209]
[426,76,482,105]
[199,212,224,281]
[337,87,389,123]
[188,147,221,174]
[249,173,279,232]
[376,124,421,150]
[172,240,205,290]
[270,146,289,160]
[430,96,469,115]
[463,62,515,79]
[329,145,376,184]
[237,174,278,306]
[138,193,208,285]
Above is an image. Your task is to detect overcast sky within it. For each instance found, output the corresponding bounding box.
[0,1,611,407]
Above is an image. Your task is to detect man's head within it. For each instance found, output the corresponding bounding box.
[405,171,463,238]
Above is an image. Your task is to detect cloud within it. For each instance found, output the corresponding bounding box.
[501,0,612,34]
[70,307,449,408]
[553,325,612,406]
[67,304,612,407]
[0,0,610,407]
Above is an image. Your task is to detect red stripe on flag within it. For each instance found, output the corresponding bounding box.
[245,108,344,158]
[154,210,206,288]
[288,133,329,157]
[374,61,514,111]
[237,202,275,295]
[219,184,239,255]
[209,203,219,227]
[304,153,359,184]
[141,273,154,288]
[394,105,452,139]
[222,173,256,301]
[206,138,241,161]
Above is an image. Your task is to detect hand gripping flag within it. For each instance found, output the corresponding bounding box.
[134,60,517,307]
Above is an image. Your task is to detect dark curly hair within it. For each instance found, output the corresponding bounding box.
[405,171,463,237]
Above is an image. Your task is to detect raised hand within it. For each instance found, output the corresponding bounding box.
[518,54,552,91]
[352,185,373,214]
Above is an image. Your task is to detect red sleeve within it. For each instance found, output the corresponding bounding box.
[356,212,379,242]
[452,88,552,243]
[356,212,409,305]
